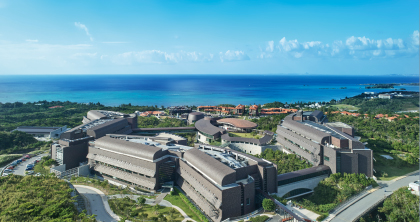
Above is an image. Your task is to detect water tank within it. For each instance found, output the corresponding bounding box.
[188,112,205,124]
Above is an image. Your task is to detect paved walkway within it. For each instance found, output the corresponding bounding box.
[74,185,120,222]
[285,203,319,221]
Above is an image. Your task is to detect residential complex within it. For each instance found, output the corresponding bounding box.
[197,104,246,115]
[276,110,373,177]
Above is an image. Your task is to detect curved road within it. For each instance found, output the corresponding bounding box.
[330,171,419,222]
[74,185,119,222]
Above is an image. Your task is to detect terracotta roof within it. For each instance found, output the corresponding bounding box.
[249,105,259,110]
[216,118,257,129]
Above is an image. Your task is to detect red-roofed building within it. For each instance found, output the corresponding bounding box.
[248,105,259,116]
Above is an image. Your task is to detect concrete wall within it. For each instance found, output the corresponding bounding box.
[340,152,359,175]
[276,174,328,197]
[323,147,338,174]
[353,149,373,177]
[62,142,89,170]
[228,142,263,155]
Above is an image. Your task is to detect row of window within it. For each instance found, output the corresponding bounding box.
[100,172,151,190]
[96,161,152,178]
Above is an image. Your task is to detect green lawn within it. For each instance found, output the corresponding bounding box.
[374,163,418,181]
[164,189,206,222]
[109,197,184,222]
[331,104,359,111]
[229,132,261,139]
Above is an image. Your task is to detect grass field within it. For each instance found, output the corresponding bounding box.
[374,164,418,181]
[229,132,261,139]
[331,104,359,111]
[164,189,207,222]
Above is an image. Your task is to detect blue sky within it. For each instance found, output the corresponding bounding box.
[0,0,418,74]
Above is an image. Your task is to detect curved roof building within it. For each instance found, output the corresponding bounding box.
[94,136,167,161]
[195,119,225,138]
[216,118,257,129]
[184,148,236,186]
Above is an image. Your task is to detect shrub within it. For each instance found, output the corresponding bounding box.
[316,214,327,221]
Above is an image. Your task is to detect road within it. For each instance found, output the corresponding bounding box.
[74,185,119,222]
[330,172,419,222]
[6,153,48,176]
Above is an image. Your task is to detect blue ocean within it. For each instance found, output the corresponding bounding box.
[0,75,418,106]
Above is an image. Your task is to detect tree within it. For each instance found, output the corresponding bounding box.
[153,204,160,215]
[138,213,148,222]
[137,196,146,208]
[262,198,275,212]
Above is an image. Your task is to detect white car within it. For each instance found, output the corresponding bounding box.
[25,171,35,175]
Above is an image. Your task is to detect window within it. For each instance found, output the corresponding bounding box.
[324,156,330,161]
[246,198,250,205]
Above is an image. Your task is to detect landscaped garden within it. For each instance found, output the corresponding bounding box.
[109,197,184,222]
[164,188,208,222]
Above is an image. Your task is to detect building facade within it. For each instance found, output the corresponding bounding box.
[276,111,373,177]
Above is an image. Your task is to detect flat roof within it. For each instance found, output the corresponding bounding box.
[14,126,61,134]
[298,121,349,140]
[216,118,257,129]
[325,122,352,129]
[133,127,196,131]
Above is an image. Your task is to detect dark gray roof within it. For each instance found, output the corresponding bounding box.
[14,126,60,134]
[282,119,330,143]
[310,110,324,120]
[222,134,273,145]
[87,118,129,138]
[264,130,275,136]
[87,110,107,120]
[277,165,331,181]
[184,148,236,186]
[195,119,225,136]
[94,136,167,161]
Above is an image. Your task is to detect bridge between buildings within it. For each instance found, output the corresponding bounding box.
[276,165,331,199]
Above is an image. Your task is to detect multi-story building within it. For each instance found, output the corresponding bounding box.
[276,111,373,177]
[84,133,277,222]
[248,105,259,116]
[167,106,192,116]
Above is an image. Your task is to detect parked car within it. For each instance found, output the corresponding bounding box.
[34,173,42,176]
[2,173,9,176]
[25,166,33,171]
[10,162,17,166]
[25,155,31,159]
[7,166,14,170]
[16,159,22,163]
[25,171,35,175]
[34,160,40,163]
[21,158,26,162]
[4,169,13,173]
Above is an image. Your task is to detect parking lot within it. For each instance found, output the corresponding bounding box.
[2,153,48,176]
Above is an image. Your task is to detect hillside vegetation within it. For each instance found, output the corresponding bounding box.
[0,175,94,221]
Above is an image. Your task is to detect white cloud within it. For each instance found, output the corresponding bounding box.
[260,31,419,60]
[112,50,214,65]
[75,22,93,41]
[25,39,38,43]
[219,50,250,62]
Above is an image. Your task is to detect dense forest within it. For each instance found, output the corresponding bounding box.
[297,173,378,218]
[257,149,311,174]
[0,131,51,154]
[0,175,95,221]
[360,187,419,222]
[328,114,419,164]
